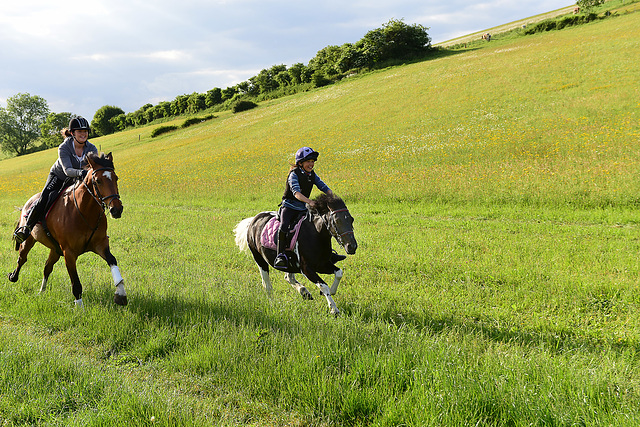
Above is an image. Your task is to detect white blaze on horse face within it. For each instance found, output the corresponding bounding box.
[102,171,113,181]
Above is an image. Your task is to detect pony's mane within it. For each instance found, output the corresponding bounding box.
[309,193,345,215]
[86,152,114,169]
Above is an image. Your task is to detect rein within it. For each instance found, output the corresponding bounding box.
[72,167,120,252]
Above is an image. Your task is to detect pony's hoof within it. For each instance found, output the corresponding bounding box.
[300,287,313,300]
[114,294,128,306]
[7,272,18,283]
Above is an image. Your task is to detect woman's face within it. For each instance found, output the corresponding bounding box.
[301,159,315,173]
[73,129,89,144]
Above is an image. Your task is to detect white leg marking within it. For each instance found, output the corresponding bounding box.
[285,273,312,300]
[111,265,124,286]
[260,268,272,295]
[40,278,48,293]
[111,265,126,296]
[316,282,339,316]
[330,268,343,295]
[74,298,84,308]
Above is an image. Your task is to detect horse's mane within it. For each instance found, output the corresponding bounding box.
[86,152,114,169]
[309,193,346,215]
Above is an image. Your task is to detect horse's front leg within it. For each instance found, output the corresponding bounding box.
[104,248,127,306]
[329,268,343,296]
[40,249,61,293]
[63,252,84,307]
[302,268,339,317]
[284,272,313,300]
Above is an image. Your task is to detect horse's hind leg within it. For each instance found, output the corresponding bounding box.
[40,249,61,293]
[63,252,84,307]
[8,238,36,283]
[250,248,273,295]
[284,272,313,300]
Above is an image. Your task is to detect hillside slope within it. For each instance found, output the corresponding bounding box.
[2,9,639,209]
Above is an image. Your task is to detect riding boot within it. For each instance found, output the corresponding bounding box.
[13,194,48,244]
[274,231,289,270]
[13,209,36,244]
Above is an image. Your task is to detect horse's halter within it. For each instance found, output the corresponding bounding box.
[325,208,355,246]
[83,167,121,210]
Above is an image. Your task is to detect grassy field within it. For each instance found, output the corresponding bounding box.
[2,5,640,426]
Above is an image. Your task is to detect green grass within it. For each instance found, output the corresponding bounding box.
[2,7,640,426]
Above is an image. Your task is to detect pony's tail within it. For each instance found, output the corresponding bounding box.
[234,217,254,252]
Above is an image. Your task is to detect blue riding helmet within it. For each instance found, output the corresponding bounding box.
[295,147,319,163]
[69,117,90,131]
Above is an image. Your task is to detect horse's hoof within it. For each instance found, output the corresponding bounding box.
[300,287,313,300]
[114,294,128,306]
[7,272,18,283]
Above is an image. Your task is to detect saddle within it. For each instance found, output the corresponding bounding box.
[260,214,306,251]
[21,187,70,256]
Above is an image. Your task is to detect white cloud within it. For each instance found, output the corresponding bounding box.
[0,0,573,117]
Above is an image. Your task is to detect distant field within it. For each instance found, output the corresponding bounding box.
[1,5,640,426]
[434,4,577,47]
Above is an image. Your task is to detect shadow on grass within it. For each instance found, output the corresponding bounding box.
[342,300,637,357]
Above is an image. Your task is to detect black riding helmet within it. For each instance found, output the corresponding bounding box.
[69,117,90,132]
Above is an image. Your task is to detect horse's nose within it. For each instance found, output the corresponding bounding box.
[345,240,357,255]
[110,206,123,219]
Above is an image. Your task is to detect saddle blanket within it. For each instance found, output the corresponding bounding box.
[260,215,305,251]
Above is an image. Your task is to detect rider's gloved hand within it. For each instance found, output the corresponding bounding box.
[79,169,88,180]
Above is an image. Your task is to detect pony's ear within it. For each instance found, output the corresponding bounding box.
[106,152,113,162]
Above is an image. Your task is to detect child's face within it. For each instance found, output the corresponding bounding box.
[301,159,315,173]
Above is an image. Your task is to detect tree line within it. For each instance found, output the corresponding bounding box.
[2,19,431,156]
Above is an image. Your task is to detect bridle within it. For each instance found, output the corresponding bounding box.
[325,208,355,246]
[83,167,121,210]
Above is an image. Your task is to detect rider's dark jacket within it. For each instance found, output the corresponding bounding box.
[282,167,330,211]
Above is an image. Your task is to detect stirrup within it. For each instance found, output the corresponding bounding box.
[274,253,288,270]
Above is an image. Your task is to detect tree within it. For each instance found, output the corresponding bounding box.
[206,88,222,107]
[92,105,125,136]
[576,0,605,11]
[187,92,206,114]
[0,93,49,156]
[358,19,431,65]
[40,112,73,149]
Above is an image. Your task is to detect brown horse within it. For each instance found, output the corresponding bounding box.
[8,152,127,307]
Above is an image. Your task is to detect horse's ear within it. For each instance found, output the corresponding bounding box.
[106,152,113,162]
[86,153,97,169]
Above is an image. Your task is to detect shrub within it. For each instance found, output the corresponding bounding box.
[151,125,178,137]
[232,100,258,113]
[182,115,215,128]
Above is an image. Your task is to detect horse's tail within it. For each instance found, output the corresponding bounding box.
[234,216,254,252]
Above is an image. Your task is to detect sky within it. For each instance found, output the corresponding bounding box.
[0,0,572,120]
